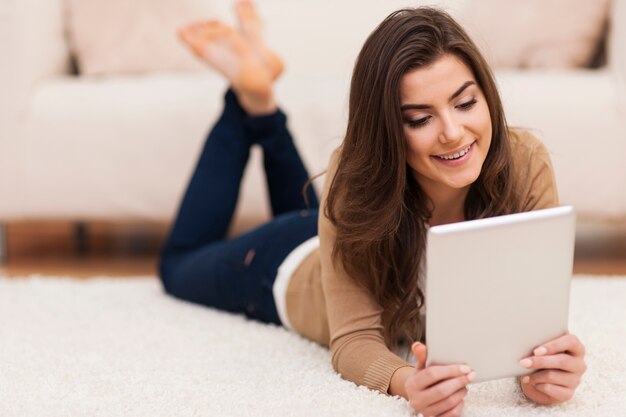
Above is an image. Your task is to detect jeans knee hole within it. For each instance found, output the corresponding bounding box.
[244,249,256,266]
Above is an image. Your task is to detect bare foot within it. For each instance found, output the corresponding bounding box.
[234,0,284,80]
[178,20,276,115]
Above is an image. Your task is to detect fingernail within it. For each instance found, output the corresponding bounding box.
[519,358,532,368]
[534,346,547,356]
[459,365,471,374]
[467,371,476,382]
[522,376,530,384]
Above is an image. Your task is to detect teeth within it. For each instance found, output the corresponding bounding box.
[438,144,471,160]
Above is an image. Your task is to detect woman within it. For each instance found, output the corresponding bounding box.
[159,3,587,416]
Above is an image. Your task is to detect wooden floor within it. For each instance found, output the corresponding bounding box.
[0,220,625,278]
[573,219,626,275]
[0,221,165,278]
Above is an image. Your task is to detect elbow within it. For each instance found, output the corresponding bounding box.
[329,342,356,384]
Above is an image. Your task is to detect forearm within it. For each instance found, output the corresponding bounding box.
[388,366,415,399]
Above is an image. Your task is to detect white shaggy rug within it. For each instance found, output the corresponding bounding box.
[0,275,625,417]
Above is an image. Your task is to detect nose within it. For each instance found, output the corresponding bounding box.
[438,112,464,144]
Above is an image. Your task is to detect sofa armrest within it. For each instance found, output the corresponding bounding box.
[609,0,626,100]
[0,0,71,215]
[0,0,71,121]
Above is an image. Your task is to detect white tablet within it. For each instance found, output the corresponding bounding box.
[424,206,576,383]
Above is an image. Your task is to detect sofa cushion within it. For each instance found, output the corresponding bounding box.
[63,0,431,76]
[457,0,611,68]
[65,0,610,74]
[64,0,229,75]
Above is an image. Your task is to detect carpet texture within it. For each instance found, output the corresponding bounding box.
[0,275,624,417]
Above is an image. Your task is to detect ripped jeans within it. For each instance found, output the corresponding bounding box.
[158,90,319,325]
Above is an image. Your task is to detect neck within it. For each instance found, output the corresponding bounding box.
[425,185,470,226]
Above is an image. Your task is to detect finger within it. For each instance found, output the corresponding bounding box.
[421,372,474,405]
[535,383,575,403]
[532,332,585,358]
[421,387,467,417]
[524,369,581,389]
[438,399,465,417]
[412,342,428,370]
[415,364,473,391]
[519,353,586,373]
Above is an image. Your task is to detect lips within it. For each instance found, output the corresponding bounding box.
[434,142,474,160]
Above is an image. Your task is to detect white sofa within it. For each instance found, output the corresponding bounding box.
[1,0,625,242]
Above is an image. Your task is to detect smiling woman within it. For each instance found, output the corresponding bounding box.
[157,3,587,417]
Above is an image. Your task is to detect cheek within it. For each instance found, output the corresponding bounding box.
[404,129,433,161]
[480,111,493,150]
[477,103,492,135]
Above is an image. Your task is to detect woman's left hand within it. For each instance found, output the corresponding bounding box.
[518,332,587,405]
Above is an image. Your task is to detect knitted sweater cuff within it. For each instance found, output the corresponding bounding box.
[361,353,414,395]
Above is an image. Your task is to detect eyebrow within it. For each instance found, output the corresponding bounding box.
[400,81,476,111]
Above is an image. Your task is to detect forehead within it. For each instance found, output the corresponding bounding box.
[400,54,476,104]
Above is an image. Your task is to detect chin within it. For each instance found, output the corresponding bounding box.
[446,180,475,189]
[446,171,481,189]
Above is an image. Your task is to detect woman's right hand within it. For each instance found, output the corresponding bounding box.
[404,342,475,417]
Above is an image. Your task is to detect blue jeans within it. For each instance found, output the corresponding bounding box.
[159,90,319,326]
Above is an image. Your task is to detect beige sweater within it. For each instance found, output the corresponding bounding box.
[284,129,559,395]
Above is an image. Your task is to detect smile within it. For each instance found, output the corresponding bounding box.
[435,142,474,160]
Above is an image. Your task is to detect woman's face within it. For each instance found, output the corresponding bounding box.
[400,53,492,198]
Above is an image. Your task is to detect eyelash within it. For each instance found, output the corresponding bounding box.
[406,99,478,129]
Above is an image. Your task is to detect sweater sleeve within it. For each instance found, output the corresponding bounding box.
[317,149,414,395]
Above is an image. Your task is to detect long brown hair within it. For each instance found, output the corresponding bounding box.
[324,7,519,354]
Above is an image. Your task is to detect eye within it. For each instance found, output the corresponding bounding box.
[406,116,431,129]
[457,99,477,111]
